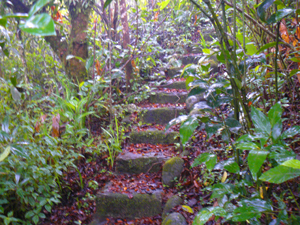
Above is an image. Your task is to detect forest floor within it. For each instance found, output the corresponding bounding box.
[39,57,300,225]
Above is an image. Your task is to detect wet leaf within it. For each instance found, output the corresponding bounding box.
[182,205,194,213]
[257,0,275,22]
[259,165,300,184]
[52,114,60,137]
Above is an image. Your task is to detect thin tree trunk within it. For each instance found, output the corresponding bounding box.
[120,0,133,92]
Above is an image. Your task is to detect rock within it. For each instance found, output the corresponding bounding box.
[130,130,179,145]
[181,56,199,65]
[162,157,184,187]
[186,95,205,111]
[141,107,187,125]
[162,195,183,219]
[148,92,187,104]
[94,184,162,219]
[166,67,182,78]
[116,152,169,174]
[162,81,186,90]
[162,212,187,225]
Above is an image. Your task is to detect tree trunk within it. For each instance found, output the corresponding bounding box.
[112,0,119,42]
[9,0,94,83]
[67,1,93,83]
[120,0,133,91]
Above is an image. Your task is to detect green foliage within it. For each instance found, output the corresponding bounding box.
[101,117,124,168]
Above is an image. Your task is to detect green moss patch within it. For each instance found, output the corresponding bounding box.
[130,130,179,145]
[95,189,162,219]
[141,107,186,124]
[148,92,187,104]
[116,152,169,174]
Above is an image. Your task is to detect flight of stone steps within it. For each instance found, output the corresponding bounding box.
[90,55,207,225]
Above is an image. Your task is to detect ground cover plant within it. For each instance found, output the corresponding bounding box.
[1,0,300,224]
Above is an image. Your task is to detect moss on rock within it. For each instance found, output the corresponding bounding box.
[149,92,187,104]
[130,130,179,145]
[116,152,169,174]
[166,67,182,78]
[162,157,184,187]
[162,212,187,225]
[162,195,183,219]
[95,188,162,219]
[163,81,186,90]
[141,107,186,125]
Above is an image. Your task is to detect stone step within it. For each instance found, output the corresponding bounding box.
[116,152,169,174]
[130,130,179,145]
[141,107,186,125]
[92,183,162,222]
[166,67,182,78]
[160,80,186,90]
[148,92,187,104]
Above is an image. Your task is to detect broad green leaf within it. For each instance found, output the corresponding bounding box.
[257,0,275,22]
[259,165,300,184]
[232,205,261,221]
[104,0,113,9]
[159,0,171,10]
[20,14,56,36]
[282,126,300,139]
[236,142,260,151]
[281,159,300,169]
[211,183,235,199]
[268,103,282,127]
[28,0,51,17]
[180,115,199,146]
[193,208,213,225]
[0,18,7,28]
[236,134,255,142]
[165,115,188,131]
[205,122,222,138]
[0,146,11,162]
[188,86,207,97]
[248,150,268,180]
[267,8,294,24]
[272,121,282,143]
[251,106,271,135]
[257,42,280,53]
[240,198,273,212]
[192,152,217,172]
[269,145,295,164]
[85,56,94,72]
[224,159,240,173]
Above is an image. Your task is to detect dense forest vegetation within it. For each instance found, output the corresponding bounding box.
[1,0,300,224]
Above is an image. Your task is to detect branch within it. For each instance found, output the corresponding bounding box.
[223,0,296,52]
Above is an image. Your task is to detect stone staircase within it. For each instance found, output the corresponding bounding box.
[90,55,204,225]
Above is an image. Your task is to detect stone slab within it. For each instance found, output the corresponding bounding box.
[116,152,169,174]
[141,107,186,125]
[148,92,187,104]
[130,130,179,145]
[94,185,162,220]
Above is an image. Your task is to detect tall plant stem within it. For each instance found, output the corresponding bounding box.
[108,4,112,123]
[194,0,252,129]
[275,22,280,103]
[242,0,246,82]
[233,0,237,62]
